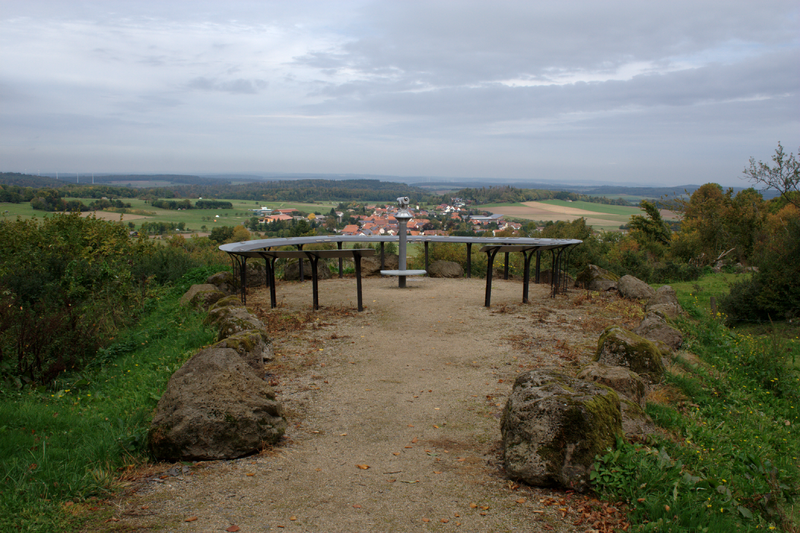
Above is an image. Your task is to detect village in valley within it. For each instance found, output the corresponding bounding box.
[254,198,527,238]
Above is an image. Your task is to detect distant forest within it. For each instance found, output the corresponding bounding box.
[1,171,769,209]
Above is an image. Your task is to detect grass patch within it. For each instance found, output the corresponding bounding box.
[591,298,800,531]
[0,280,217,532]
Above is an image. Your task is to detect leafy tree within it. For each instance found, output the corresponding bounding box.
[720,204,800,322]
[209,226,234,244]
[628,200,671,258]
[743,142,799,209]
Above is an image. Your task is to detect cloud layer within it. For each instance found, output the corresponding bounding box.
[1,0,798,185]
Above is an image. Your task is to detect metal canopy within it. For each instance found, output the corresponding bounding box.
[219,235,582,306]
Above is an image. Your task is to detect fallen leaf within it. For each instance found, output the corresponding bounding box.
[393,452,400,456]
[340,433,348,436]
[515,498,527,504]
[246,473,255,476]
[481,506,489,510]
[353,505,362,509]
[226,526,240,532]
[185,516,198,522]
[411,437,418,444]
[356,464,370,470]
[480,512,488,516]
[441,518,450,523]
[434,471,442,474]
[290,516,297,521]
[469,503,478,509]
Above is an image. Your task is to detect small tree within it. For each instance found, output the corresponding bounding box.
[744,142,799,209]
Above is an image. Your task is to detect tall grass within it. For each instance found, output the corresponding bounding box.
[0,277,218,532]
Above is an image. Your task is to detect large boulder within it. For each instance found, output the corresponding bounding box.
[577,362,647,408]
[634,311,683,353]
[148,347,286,461]
[207,271,237,295]
[204,306,266,342]
[575,265,619,291]
[617,275,655,300]
[180,284,226,310]
[235,261,266,288]
[595,326,665,384]
[427,260,464,278]
[501,369,622,491]
[283,259,333,281]
[361,254,399,276]
[645,286,682,318]
[212,329,273,373]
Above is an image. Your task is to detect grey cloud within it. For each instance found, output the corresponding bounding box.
[297,0,798,87]
[186,77,268,94]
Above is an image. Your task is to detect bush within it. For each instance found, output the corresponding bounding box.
[720,217,800,322]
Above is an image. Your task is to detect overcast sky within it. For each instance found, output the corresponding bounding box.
[1,0,798,186]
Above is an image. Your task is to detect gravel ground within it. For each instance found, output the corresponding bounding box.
[94,276,642,533]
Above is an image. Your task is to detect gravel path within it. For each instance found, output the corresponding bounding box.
[101,276,639,533]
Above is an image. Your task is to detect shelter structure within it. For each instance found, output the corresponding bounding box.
[219,235,581,306]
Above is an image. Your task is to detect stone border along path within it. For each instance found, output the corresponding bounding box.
[106,277,640,533]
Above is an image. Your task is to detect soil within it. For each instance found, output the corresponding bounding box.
[95,276,643,533]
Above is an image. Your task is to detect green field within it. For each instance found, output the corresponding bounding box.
[0,199,339,233]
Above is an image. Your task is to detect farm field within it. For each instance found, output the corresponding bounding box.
[0,198,339,232]
[483,199,677,232]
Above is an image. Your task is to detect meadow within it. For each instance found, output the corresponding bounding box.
[0,198,339,233]
[482,199,658,232]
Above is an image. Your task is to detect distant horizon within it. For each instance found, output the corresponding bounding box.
[6,169,777,195]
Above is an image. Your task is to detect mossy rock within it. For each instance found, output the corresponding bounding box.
[501,369,622,492]
[209,295,247,312]
[180,284,226,310]
[204,306,265,342]
[634,311,683,353]
[577,362,647,407]
[645,285,683,318]
[213,329,273,373]
[576,265,619,291]
[595,326,665,384]
[207,271,236,295]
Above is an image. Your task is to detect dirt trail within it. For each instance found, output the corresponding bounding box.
[106,276,636,533]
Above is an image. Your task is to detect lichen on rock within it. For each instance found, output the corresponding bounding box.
[501,369,622,492]
[148,347,286,461]
[204,306,266,342]
[595,326,666,384]
[213,329,273,374]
